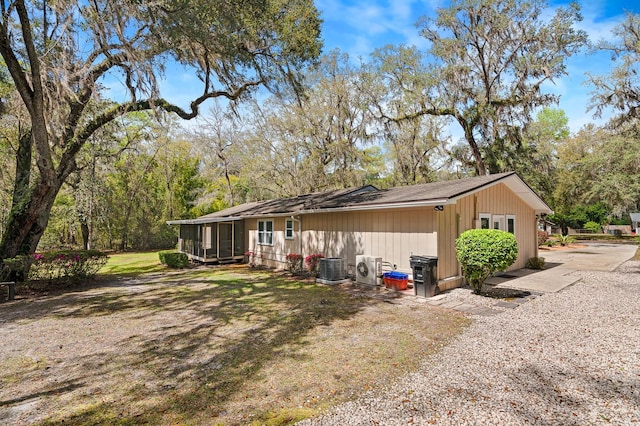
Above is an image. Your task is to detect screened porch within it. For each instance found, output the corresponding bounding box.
[177,220,245,263]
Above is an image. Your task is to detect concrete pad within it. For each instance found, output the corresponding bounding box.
[539,243,637,272]
[451,303,478,313]
[440,301,464,309]
[468,307,501,316]
[316,278,351,285]
[494,243,635,294]
[484,276,513,285]
[427,294,448,301]
[493,301,519,309]
[496,267,581,293]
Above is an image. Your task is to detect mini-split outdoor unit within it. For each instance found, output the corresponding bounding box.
[355,255,382,286]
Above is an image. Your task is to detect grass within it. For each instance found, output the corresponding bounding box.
[99,251,168,276]
[1,252,469,426]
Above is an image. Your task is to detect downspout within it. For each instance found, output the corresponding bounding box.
[535,214,541,259]
[291,216,302,256]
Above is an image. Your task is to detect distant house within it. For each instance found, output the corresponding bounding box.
[168,172,552,292]
[631,213,640,234]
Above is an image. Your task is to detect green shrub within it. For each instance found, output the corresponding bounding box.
[553,233,576,246]
[1,255,33,282]
[159,251,189,268]
[455,229,519,295]
[544,239,558,247]
[526,256,545,270]
[583,221,601,233]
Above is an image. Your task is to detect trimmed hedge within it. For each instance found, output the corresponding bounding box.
[159,250,189,268]
[572,233,637,242]
[456,229,518,294]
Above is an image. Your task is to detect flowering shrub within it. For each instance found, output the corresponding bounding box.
[304,253,324,276]
[285,253,304,275]
[537,230,549,246]
[2,250,108,283]
[244,251,257,267]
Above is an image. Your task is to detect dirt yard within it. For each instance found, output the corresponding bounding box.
[0,261,469,425]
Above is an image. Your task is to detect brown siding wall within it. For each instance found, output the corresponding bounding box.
[455,182,538,270]
[246,208,439,275]
[245,217,299,265]
[245,182,538,286]
[302,208,438,275]
[437,204,459,283]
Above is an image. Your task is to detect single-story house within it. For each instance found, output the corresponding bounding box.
[631,213,640,234]
[167,172,553,291]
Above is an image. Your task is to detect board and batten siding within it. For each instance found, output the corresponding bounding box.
[436,204,460,287]
[302,208,438,275]
[244,181,539,289]
[454,182,538,271]
[246,208,440,275]
[245,217,299,265]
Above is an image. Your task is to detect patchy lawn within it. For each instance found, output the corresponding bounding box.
[0,253,469,425]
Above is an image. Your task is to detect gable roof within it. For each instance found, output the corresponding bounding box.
[630,213,640,222]
[168,172,552,225]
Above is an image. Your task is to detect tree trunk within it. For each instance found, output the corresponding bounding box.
[459,118,487,176]
[0,179,60,260]
[80,220,90,250]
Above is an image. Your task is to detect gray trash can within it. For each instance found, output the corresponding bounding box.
[410,255,438,297]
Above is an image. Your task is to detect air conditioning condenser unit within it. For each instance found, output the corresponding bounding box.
[355,255,382,286]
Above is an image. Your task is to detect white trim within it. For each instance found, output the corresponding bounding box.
[507,214,516,235]
[285,218,294,240]
[450,173,552,215]
[492,214,505,231]
[258,219,274,246]
[166,216,245,225]
[478,213,491,229]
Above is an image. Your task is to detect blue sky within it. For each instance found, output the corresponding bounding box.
[314,0,640,133]
[158,1,640,136]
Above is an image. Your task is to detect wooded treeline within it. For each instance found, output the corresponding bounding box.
[0,0,639,254]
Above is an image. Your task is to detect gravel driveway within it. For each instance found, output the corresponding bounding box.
[301,260,640,425]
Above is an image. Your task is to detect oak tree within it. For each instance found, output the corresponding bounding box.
[0,0,321,262]
[410,0,586,175]
[589,13,640,127]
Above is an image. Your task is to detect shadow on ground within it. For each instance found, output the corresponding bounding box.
[1,267,390,425]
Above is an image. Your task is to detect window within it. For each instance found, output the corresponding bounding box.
[507,215,516,235]
[285,219,294,239]
[479,213,491,229]
[258,220,273,245]
[492,215,505,231]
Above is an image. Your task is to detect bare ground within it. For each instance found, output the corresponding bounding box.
[0,266,468,425]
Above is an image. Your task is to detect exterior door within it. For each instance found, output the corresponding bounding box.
[218,223,233,258]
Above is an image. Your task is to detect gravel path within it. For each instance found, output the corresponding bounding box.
[301,261,640,425]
